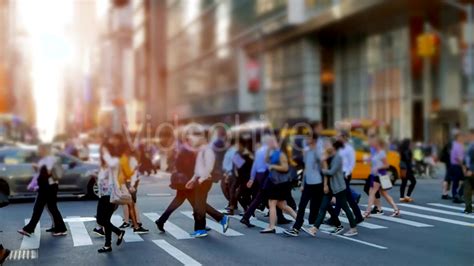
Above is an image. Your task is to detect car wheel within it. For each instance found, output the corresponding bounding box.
[87,177,99,199]
[388,167,398,185]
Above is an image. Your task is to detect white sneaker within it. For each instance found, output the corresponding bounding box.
[320,224,336,233]
[301,226,316,237]
[343,230,358,237]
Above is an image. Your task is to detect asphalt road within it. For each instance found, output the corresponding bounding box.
[1,175,473,266]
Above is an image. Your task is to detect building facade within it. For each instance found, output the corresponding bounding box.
[167,0,470,143]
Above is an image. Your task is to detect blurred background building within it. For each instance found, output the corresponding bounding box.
[165,0,474,145]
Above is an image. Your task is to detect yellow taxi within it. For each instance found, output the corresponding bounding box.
[319,129,401,182]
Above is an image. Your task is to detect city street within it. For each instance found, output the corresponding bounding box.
[1,176,472,266]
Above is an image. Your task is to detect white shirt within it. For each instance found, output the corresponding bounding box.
[339,142,356,177]
[193,144,215,182]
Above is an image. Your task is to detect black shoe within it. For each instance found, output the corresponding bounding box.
[464,210,473,214]
[205,226,212,231]
[133,226,149,234]
[18,229,32,237]
[283,228,299,237]
[155,220,165,233]
[98,246,112,253]
[93,227,105,237]
[441,195,451,200]
[453,198,464,204]
[0,247,11,264]
[260,228,276,234]
[46,227,55,233]
[119,222,130,229]
[370,206,379,214]
[240,218,255,228]
[355,217,365,224]
[116,230,125,246]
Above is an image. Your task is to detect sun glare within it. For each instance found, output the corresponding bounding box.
[17,0,73,142]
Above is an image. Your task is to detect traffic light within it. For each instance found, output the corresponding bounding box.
[417,33,437,58]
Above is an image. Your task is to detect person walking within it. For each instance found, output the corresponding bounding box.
[18,144,67,237]
[223,139,237,213]
[463,129,474,214]
[332,131,364,224]
[307,139,358,237]
[96,137,126,253]
[240,135,271,227]
[260,137,297,234]
[228,140,254,214]
[284,133,324,237]
[450,132,466,203]
[363,137,400,218]
[399,139,417,202]
[185,130,230,238]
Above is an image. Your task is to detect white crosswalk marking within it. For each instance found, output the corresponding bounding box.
[319,230,388,249]
[227,214,286,233]
[427,203,466,211]
[66,216,93,247]
[398,204,474,219]
[366,213,433,227]
[143,213,193,240]
[153,240,202,266]
[181,211,243,236]
[20,219,40,250]
[111,215,145,242]
[379,206,474,227]
[304,209,386,229]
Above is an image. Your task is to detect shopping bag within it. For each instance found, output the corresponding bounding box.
[379,174,393,190]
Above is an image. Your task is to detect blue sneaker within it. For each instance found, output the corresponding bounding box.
[220,215,230,233]
[190,230,208,238]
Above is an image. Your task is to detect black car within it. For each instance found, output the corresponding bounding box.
[0,147,99,199]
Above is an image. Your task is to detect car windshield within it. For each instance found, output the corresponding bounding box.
[0,148,39,164]
[351,136,370,152]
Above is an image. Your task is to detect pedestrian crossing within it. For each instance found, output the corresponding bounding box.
[5,202,474,263]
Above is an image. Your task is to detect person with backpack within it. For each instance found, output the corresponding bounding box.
[185,130,230,238]
[95,136,126,253]
[18,144,67,237]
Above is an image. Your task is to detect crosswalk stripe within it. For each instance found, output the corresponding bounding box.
[304,209,386,229]
[181,211,243,236]
[319,230,388,250]
[227,214,286,233]
[143,213,193,240]
[427,203,466,211]
[365,213,433,227]
[398,204,474,219]
[378,206,474,227]
[66,216,93,247]
[153,240,202,266]
[20,219,40,250]
[111,215,145,242]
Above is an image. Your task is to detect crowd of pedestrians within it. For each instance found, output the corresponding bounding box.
[6,121,474,260]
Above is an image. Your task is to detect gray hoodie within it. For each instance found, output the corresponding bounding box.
[321,153,346,194]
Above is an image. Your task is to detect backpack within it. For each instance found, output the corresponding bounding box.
[51,160,65,181]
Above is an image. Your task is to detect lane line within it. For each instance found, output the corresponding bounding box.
[66,216,93,247]
[227,214,286,234]
[143,213,193,240]
[111,215,144,242]
[181,211,243,236]
[398,203,474,219]
[153,240,201,266]
[365,213,433,227]
[304,209,386,229]
[369,206,474,227]
[427,203,467,211]
[20,219,40,250]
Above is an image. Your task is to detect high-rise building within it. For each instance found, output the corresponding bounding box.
[165,0,471,143]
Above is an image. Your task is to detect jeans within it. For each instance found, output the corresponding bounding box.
[314,190,357,229]
[293,183,323,230]
[229,176,251,211]
[159,189,224,225]
[193,180,224,231]
[400,169,417,198]
[24,184,66,233]
[333,177,363,222]
[450,165,464,199]
[96,196,121,247]
[242,172,267,221]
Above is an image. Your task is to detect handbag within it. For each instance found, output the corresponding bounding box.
[110,171,132,205]
[379,174,393,190]
[170,172,190,190]
[269,169,291,185]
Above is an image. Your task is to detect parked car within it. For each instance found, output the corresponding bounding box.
[0,147,99,199]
